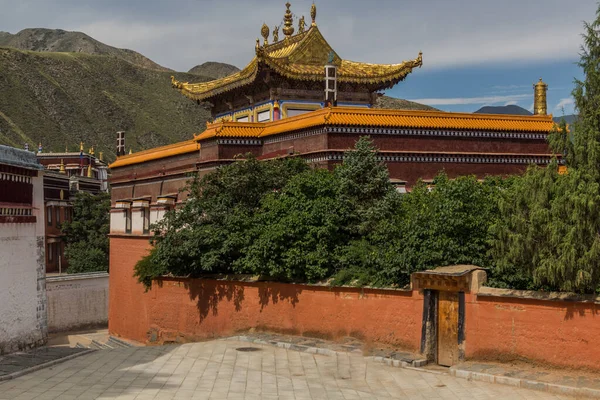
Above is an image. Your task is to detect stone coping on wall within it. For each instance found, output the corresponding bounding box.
[46,272,109,282]
[477,286,600,304]
[155,274,413,292]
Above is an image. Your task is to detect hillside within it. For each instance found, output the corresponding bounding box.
[475,105,532,116]
[188,62,241,79]
[375,96,438,111]
[474,104,577,124]
[0,47,210,160]
[0,28,171,72]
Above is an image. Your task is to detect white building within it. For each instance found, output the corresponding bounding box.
[0,145,47,354]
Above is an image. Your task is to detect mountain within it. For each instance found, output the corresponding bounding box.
[0,29,439,159]
[0,47,210,160]
[475,105,532,116]
[375,96,438,111]
[188,62,240,79]
[474,104,577,124]
[0,28,171,72]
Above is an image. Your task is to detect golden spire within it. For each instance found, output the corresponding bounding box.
[298,16,306,33]
[273,25,279,42]
[59,159,66,174]
[311,3,317,26]
[87,164,92,178]
[89,146,94,155]
[255,38,260,51]
[99,152,103,162]
[283,2,295,38]
[80,141,84,152]
[261,23,270,46]
[129,148,132,155]
[534,78,548,116]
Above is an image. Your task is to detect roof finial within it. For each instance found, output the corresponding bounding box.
[80,141,84,152]
[283,2,295,38]
[298,16,306,33]
[533,78,548,116]
[87,164,92,178]
[311,3,317,26]
[59,159,66,174]
[261,23,270,46]
[273,25,279,42]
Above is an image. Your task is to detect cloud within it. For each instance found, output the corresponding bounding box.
[504,101,519,106]
[409,94,530,106]
[0,0,595,71]
[555,98,575,112]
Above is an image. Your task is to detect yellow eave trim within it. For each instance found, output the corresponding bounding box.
[109,140,199,169]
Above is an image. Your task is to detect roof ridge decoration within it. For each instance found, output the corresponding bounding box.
[171,2,423,103]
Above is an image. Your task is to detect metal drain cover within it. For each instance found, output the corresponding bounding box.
[236,347,261,352]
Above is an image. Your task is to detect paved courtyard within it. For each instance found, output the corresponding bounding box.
[0,340,574,400]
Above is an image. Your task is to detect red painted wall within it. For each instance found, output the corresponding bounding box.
[109,237,423,350]
[465,293,600,370]
[109,237,600,371]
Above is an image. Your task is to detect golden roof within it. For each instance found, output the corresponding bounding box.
[109,139,199,169]
[194,107,556,140]
[172,25,422,102]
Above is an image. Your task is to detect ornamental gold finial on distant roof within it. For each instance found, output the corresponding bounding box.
[311,3,317,26]
[298,16,306,33]
[273,25,279,42]
[283,2,295,38]
[534,78,548,116]
[261,23,270,46]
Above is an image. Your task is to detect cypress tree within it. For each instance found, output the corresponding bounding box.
[490,6,600,293]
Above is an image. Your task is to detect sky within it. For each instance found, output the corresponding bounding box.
[0,0,596,115]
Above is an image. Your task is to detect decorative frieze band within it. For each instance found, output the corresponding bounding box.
[303,151,558,165]
[326,126,547,140]
[0,172,32,183]
[216,139,262,146]
[263,128,327,144]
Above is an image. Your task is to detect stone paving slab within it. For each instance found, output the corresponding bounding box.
[452,361,600,398]
[0,347,94,381]
[0,340,575,399]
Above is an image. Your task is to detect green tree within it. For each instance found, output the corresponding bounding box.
[238,169,348,282]
[61,191,110,273]
[134,155,308,289]
[490,7,600,293]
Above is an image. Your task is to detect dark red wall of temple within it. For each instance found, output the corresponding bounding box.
[328,133,550,155]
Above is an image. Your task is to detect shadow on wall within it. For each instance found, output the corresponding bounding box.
[476,292,599,321]
[176,279,303,321]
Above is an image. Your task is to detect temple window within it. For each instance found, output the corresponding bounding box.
[47,206,52,226]
[257,110,271,122]
[143,207,150,234]
[56,206,61,225]
[125,209,132,233]
[48,243,53,262]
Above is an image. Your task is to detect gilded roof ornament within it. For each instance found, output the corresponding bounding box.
[283,2,295,38]
[261,23,270,46]
[273,25,279,42]
[310,3,317,26]
[80,141,84,152]
[298,16,306,33]
[533,78,548,116]
[59,159,66,174]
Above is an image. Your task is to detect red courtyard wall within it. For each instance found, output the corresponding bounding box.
[110,237,600,370]
[465,293,600,370]
[109,237,424,350]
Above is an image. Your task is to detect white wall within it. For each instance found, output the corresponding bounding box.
[0,173,47,354]
[46,272,109,332]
